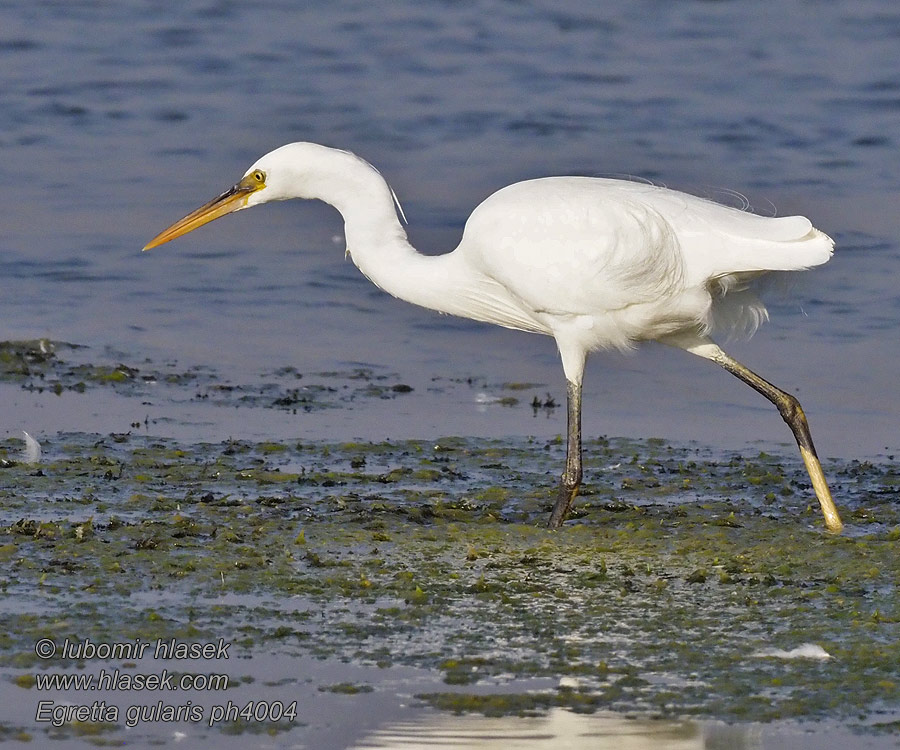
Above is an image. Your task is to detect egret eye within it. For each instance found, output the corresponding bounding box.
[253,170,265,183]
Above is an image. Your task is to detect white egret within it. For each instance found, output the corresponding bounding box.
[144,142,843,532]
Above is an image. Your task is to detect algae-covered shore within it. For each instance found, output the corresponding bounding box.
[0,341,898,747]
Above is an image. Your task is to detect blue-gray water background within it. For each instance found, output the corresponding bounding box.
[2,0,899,455]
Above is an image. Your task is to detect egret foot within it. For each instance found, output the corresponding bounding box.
[548,478,580,529]
[547,378,583,528]
[673,335,844,533]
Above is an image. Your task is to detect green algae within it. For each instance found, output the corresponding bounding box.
[0,340,78,380]
[0,340,420,413]
[0,432,897,736]
[318,682,374,695]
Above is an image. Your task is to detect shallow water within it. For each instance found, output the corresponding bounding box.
[1,0,899,454]
[1,1,899,747]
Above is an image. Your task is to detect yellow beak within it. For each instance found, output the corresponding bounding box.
[143,173,264,251]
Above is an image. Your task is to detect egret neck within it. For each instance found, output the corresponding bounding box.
[271,145,469,318]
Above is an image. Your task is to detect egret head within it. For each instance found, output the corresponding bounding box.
[143,166,268,250]
[143,142,394,251]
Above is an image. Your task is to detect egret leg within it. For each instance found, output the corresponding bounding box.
[548,379,582,528]
[680,338,843,532]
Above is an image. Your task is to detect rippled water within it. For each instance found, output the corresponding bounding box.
[3,1,900,454]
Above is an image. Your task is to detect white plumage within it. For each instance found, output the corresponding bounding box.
[144,142,843,532]
[21,431,42,465]
[456,176,832,357]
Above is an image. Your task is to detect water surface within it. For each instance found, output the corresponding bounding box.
[2,0,899,454]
